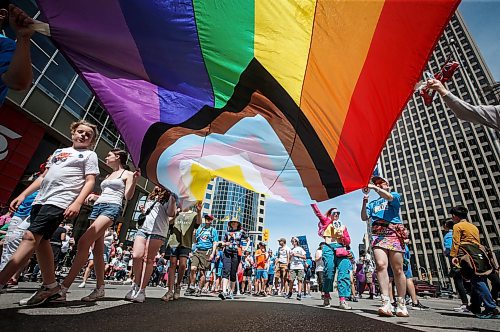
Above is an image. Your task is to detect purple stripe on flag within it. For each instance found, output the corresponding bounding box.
[38,0,150,80]
[83,72,160,165]
[118,0,214,121]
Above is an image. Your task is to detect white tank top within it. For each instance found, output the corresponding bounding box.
[95,170,126,206]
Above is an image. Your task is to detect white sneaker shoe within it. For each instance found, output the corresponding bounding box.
[132,289,146,303]
[125,284,138,301]
[81,287,105,302]
[339,300,352,310]
[123,278,133,285]
[395,297,409,317]
[378,295,394,317]
[78,282,86,288]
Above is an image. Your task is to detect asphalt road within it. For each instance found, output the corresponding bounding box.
[0,282,498,332]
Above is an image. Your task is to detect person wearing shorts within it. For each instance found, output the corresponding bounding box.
[362,176,408,317]
[58,148,140,303]
[186,214,218,296]
[254,242,268,296]
[275,238,291,295]
[124,187,176,303]
[162,202,202,302]
[0,120,99,306]
[287,237,306,301]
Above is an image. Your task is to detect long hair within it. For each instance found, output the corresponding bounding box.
[110,149,130,170]
[317,207,336,237]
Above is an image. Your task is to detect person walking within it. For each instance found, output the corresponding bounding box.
[361,176,409,317]
[0,120,99,305]
[56,149,140,302]
[186,214,218,297]
[125,187,176,303]
[286,237,306,301]
[218,218,249,300]
[162,202,202,302]
[312,204,352,309]
[449,206,499,318]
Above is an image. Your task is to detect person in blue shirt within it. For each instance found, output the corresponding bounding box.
[214,244,224,293]
[186,214,218,296]
[443,220,453,258]
[442,219,469,311]
[0,3,35,104]
[361,176,409,317]
[0,190,38,274]
[266,249,276,295]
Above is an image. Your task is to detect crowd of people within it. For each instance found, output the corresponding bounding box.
[0,1,499,322]
[0,118,496,320]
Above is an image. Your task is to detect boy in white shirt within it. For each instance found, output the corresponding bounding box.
[0,120,99,305]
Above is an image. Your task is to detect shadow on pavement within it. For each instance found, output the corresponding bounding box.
[1,298,420,332]
[397,322,498,332]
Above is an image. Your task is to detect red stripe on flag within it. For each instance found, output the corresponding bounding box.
[334,0,459,192]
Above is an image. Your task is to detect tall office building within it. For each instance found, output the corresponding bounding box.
[1,1,155,241]
[202,178,266,245]
[379,12,500,285]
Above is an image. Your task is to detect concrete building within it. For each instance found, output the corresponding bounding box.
[1,1,155,242]
[379,12,500,285]
[202,178,266,245]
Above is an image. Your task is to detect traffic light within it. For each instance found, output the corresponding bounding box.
[263,229,269,242]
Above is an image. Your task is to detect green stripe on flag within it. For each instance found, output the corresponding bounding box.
[193,0,255,108]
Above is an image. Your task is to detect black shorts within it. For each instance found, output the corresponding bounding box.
[166,246,191,259]
[28,204,65,240]
[243,268,253,277]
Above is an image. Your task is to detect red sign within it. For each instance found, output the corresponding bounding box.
[0,103,45,205]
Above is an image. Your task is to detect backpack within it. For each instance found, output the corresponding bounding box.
[458,243,493,279]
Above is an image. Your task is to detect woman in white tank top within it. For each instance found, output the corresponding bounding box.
[58,149,140,302]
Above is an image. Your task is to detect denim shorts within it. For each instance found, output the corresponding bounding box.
[166,246,191,258]
[89,203,122,222]
[135,229,167,241]
[255,269,269,280]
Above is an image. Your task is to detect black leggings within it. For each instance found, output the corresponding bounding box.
[222,251,240,282]
[316,271,324,292]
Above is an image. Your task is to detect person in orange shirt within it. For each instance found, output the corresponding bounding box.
[254,242,269,296]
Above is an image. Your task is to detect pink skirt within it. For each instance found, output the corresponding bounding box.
[371,221,407,253]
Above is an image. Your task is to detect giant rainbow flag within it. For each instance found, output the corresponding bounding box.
[36,0,459,204]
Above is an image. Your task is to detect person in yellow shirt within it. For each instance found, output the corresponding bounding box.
[449,206,498,318]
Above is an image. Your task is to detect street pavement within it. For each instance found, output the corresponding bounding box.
[0,281,498,332]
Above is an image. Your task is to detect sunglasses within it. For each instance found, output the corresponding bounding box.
[332,212,340,216]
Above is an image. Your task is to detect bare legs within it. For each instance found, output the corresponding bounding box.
[62,216,112,289]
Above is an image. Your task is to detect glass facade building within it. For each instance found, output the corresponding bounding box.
[202,178,266,245]
[379,12,500,285]
[2,0,155,241]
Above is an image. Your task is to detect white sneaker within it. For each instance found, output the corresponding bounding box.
[395,297,409,317]
[339,300,352,310]
[454,304,469,312]
[378,295,394,317]
[81,287,105,302]
[125,284,138,301]
[78,282,86,288]
[132,289,146,303]
[123,278,133,285]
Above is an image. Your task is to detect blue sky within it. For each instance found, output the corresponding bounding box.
[265,1,500,256]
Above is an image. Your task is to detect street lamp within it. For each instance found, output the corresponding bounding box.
[229,190,257,222]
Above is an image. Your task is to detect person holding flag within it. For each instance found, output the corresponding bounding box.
[361,176,409,317]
